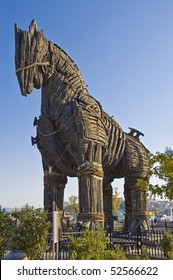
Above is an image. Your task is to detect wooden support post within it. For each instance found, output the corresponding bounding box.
[44,170,67,212]
[77,162,104,228]
[103,178,114,232]
[124,176,150,232]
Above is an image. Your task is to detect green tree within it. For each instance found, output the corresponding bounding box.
[11,205,51,259]
[148,147,173,200]
[112,187,120,213]
[68,230,127,260]
[0,207,11,259]
[64,196,79,219]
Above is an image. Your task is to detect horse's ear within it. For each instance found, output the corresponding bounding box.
[29,19,38,35]
[14,23,20,34]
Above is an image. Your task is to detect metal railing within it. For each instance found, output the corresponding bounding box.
[111,230,166,259]
[41,227,173,260]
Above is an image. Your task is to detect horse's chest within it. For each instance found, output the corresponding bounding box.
[53,100,108,147]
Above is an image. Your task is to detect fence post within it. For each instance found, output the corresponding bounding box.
[165,220,167,231]
[52,211,60,260]
[136,224,142,255]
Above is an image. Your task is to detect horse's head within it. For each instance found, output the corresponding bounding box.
[15,19,53,96]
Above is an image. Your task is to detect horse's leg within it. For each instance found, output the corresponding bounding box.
[121,134,150,232]
[124,176,150,232]
[77,142,104,229]
[43,163,67,216]
[103,177,114,232]
[123,176,135,231]
[36,118,67,216]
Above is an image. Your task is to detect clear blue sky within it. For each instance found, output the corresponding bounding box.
[0,0,173,208]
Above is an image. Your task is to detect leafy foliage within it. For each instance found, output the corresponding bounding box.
[11,205,51,259]
[68,230,127,260]
[161,230,173,259]
[0,207,11,259]
[64,196,79,219]
[112,187,120,213]
[148,148,173,200]
[129,246,149,260]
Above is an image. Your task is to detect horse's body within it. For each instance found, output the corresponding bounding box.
[15,20,150,231]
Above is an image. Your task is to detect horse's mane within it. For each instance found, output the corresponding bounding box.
[51,42,89,96]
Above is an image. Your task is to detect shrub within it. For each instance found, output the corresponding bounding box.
[11,205,51,259]
[161,230,173,259]
[68,230,127,260]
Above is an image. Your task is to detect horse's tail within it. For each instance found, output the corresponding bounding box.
[122,133,149,178]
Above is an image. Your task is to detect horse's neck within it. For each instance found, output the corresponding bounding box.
[41,42,89,118]
[54,43,88,91]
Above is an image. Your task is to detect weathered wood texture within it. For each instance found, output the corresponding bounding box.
[15,19,150,232]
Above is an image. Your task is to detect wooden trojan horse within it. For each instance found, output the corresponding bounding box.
[15,19,150,232]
